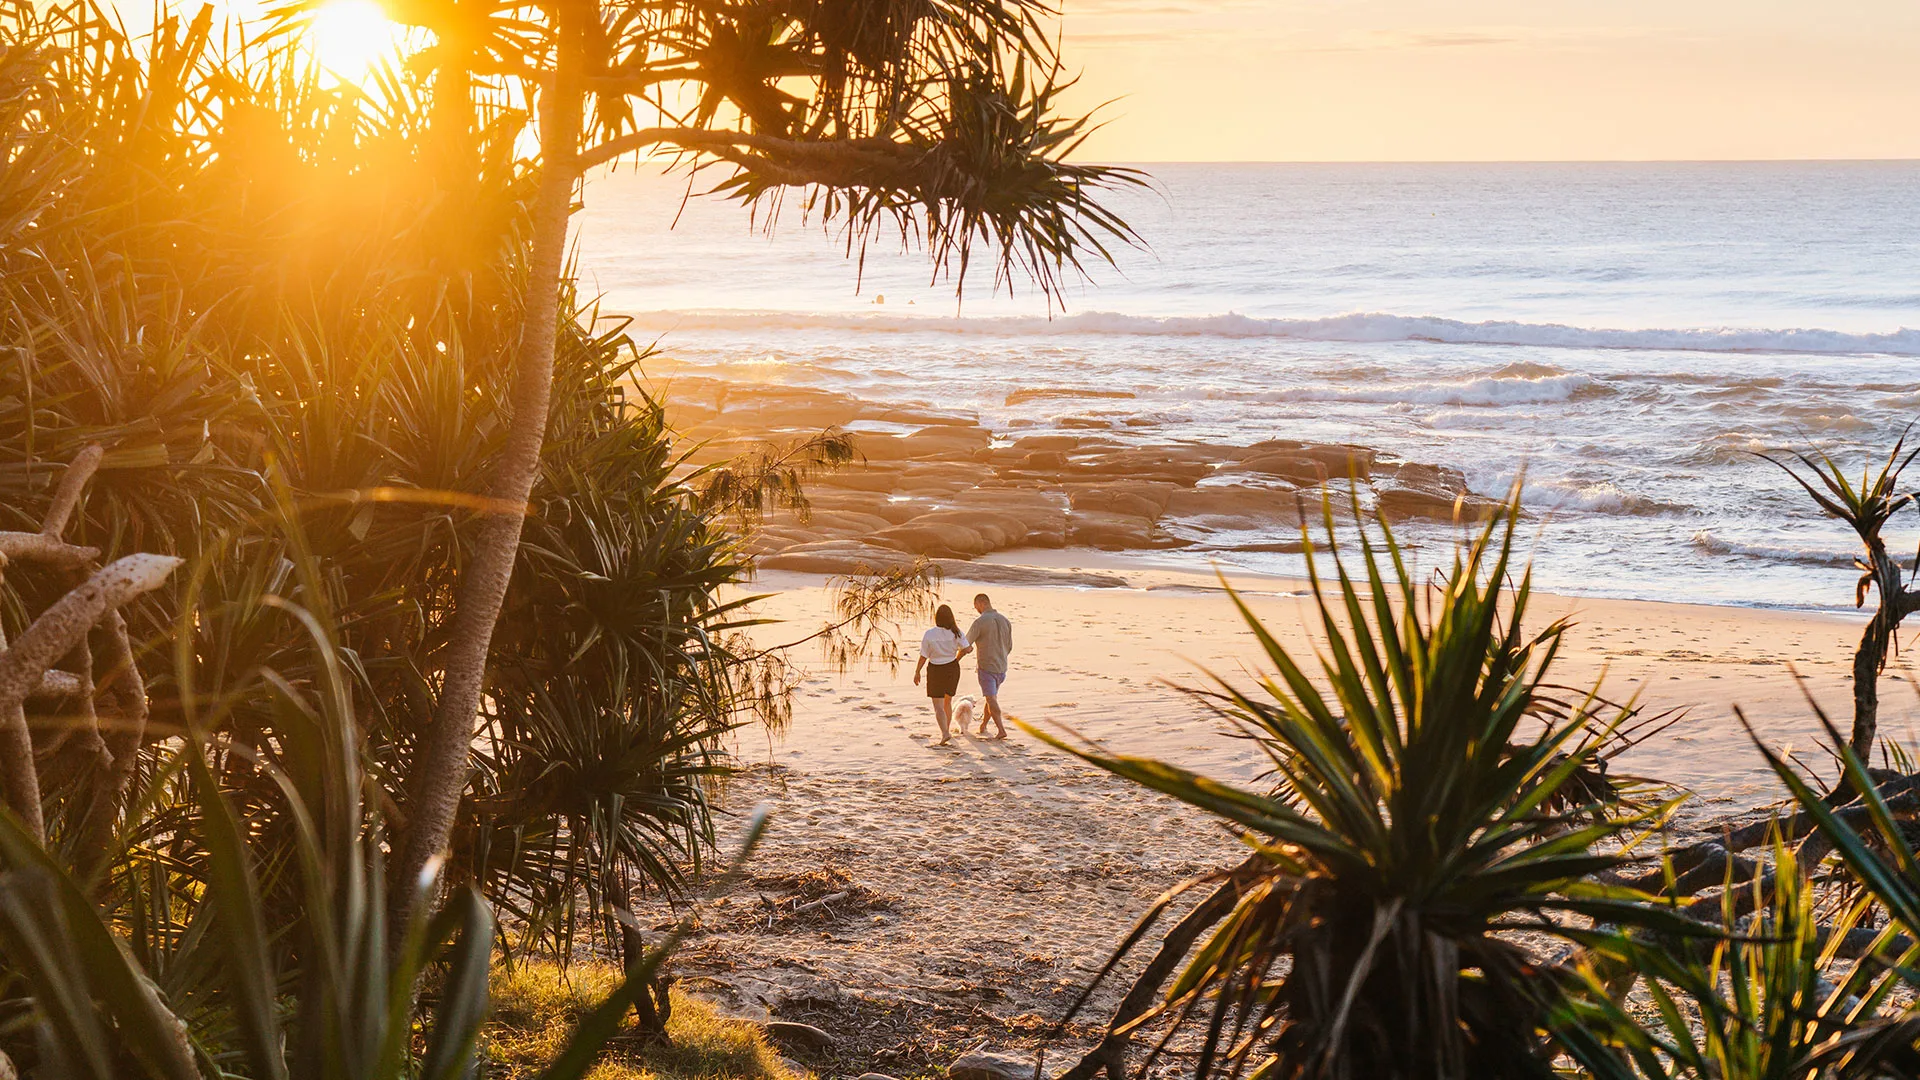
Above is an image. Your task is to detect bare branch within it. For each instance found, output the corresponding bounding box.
[75,611,151,877]
[0,554,181,841]
[40,443,103,537]
[0,534,100,566]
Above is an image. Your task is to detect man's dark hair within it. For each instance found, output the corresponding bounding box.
[974,593,991,606]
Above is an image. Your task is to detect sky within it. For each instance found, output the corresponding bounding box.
[1056,0,1920,161]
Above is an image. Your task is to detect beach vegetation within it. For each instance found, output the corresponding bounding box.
[0,0,756,984]
[0,495,749,1078]
[1032,489,1920,1078]
[1760,431,1920,757]
[1033,499,1704,1080]
[1562,837,1905,1079]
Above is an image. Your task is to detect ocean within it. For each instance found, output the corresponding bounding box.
[575,162,1920,611]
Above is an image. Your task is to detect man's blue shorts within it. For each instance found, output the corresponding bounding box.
[978,670,1007,697]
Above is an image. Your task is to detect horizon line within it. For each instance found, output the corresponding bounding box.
[1108,157,1920,166]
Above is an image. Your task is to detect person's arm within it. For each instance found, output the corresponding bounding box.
[914,654,926,684]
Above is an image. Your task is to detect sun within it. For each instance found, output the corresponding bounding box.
[308,0,398,83]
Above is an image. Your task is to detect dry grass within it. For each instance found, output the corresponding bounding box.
[486,961,806,1080]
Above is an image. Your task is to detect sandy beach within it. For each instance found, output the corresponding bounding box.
[648,548,1920,1075]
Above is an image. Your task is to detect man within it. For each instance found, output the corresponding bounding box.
[964,592,1013,739]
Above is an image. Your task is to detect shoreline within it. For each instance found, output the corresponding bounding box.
[738,551,1898,807]
[964,544,1881,618]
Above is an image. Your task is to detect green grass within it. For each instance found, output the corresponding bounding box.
[486,961,807,1080]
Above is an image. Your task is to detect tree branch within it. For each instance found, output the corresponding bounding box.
[76,611,151,878]
[0,554,181,841]
[40,443,102,537]
[0,534,100,567]
[577,126,914,177]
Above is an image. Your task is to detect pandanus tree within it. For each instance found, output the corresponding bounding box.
[1035,501,1699,1080]
[1761,431,1920,757]
[361,0,1146,927]
[1,0,775,961]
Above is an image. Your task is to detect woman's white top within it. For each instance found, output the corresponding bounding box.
[920,627,964,664]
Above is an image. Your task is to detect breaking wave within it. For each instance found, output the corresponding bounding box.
[1691,531,1859,569]
[1272,373,1597,407]
[625,309,1920,356]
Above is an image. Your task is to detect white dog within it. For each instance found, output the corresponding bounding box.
[953,696,977,728]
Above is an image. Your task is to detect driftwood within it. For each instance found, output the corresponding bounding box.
[1615,773,1920,901]
[0,447,178,844]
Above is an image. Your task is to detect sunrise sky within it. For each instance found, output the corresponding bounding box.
[202,0,1920,162]
[1057,0,1920,161]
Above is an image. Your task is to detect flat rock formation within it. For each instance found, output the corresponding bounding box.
[653,376,1497,577]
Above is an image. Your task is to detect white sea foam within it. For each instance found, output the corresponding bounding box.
[1264,372,1596,407]
[1691,531,1858,569]
[1525,481,1690,517]
[624,309,1920,356]
[1469,471,1692,516]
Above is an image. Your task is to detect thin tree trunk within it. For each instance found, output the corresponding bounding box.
[75,612,149,879]
[389,15,585,927]
[1852,615,1888,758]
[1850,539,1914,758]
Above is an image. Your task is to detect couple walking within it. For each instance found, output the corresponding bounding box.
[912,593,1012,745]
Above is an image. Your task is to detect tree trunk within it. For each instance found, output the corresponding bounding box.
[389,13,585,929]
[75,612,149,878]
[1852,615,1888,759]
[619,900,673,1040]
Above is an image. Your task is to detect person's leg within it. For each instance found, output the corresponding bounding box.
[978,671,1006,736]
[931,696,951,744]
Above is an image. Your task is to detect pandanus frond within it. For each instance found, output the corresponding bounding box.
[1030,495,1700,1079]
[1759,427,1920,607]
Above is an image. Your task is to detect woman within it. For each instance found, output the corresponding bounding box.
[913,604,970,745]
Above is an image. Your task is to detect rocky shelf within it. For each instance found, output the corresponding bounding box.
[655,376,1496,578]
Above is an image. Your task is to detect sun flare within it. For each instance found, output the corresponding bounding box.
[308,0,397,82]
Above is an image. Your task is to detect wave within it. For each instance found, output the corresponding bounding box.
[623,308,1920,356]
[1270,372,1597,407]
[1467,471,1692,516]
[1522,480,1690,517]
[1691,531,1858,569]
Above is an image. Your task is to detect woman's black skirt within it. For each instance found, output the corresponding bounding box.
[926,660,961,697]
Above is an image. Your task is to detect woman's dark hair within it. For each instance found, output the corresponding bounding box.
[934,604,960,638]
